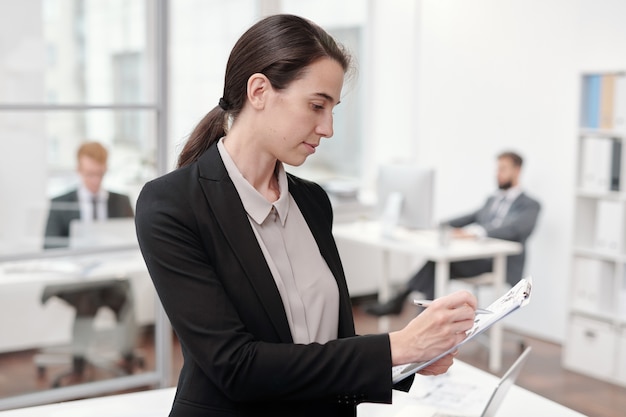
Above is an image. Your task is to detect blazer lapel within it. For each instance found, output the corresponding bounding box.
[477,195,496,225]
[288,176,356,338]
[196,146,293,343]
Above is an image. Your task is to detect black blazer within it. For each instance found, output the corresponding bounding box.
[448,192,541,285]
[43,190,134,249]
[135,144,405,417]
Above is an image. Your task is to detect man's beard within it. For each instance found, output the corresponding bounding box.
[498,180,513,190]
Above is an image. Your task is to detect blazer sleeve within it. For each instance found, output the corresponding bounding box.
[109,192,134,218]
[43,193,77,249]
[135,176,395,405]
[447,210,480,228]
[43,209,66,249]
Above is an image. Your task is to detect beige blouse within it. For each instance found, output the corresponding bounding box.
[217,138,339,344]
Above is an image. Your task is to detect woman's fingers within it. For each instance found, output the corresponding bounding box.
[417,353,455,376]
[390,291,479,366]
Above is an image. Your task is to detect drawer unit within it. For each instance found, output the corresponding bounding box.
[563,315,617,380]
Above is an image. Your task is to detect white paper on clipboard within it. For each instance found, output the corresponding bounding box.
[392,276,533,384]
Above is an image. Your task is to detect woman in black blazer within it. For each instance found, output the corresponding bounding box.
[136,14,477,417]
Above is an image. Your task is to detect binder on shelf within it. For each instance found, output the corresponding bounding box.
[582,74,601,129]
[614,74,626,134]
[620,270,626,319]
[600,74,615,130]
[610,138,622,191]
[594,200,624,253]
[571,257,614,315]
[580,135,613,191]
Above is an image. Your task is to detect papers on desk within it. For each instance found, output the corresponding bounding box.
[392,277,532,384]
[409,373,491,413]
[1,260,82,275]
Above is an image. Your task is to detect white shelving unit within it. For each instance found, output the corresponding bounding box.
[563,72,626,386]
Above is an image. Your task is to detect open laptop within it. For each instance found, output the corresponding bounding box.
[69,218,138,249]
[412,347,532,417]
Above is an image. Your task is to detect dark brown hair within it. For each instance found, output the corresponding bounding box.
[498,151,523,168]
[177,14,351,168]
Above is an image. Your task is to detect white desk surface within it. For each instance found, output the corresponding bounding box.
[332,221,522,262]
[0,251,146,286]
[0,361,585,417]
[359,360,587,417]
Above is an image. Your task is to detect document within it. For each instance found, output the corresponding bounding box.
[392,277,533,384]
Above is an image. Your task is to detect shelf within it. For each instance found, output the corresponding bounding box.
[579,128,626,139]
[569,309,622,325]
[566,72,626,388]
[576,189,626,200]
[573,246,625,262]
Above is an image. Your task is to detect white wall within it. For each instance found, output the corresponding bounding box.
[362,0,422,187]
[409,0,626,342]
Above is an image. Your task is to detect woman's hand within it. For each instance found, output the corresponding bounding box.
[416,352,457,376]
[388,291,477,369]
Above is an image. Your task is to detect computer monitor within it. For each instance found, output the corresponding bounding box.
[376,164,435,230]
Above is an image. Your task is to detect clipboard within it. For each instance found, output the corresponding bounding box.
[392,276,533,384]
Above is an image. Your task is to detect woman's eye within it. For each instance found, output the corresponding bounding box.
[312,104,325,111]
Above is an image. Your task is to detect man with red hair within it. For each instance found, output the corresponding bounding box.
[43,141,134,249]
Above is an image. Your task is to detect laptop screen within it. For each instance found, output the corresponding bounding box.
[69,218,138,249]
[482,347,532,417]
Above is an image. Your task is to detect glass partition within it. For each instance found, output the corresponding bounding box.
[0,0,167,410]
[0,0,370,409]
[0,110,157,255]
[0,0,157,106]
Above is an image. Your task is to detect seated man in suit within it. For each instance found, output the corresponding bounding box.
[365,151,541,316]
[44,141,134,249]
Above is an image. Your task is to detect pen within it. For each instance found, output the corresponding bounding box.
[413,299,493,314]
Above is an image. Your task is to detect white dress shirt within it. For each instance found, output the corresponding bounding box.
[77,185,109,222]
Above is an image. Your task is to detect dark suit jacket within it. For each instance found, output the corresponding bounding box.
[43,190,134,249]
[447,192,541,285]
[135,144,404,417]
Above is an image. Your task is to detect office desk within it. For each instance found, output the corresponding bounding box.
[359,360,587,417]
[332,221,522,371]
[0,249,154,353]
[0,361,585,417]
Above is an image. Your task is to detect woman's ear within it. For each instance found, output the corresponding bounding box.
[247,73,271,110]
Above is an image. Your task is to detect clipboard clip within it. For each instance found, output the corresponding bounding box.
[519,276,532,306]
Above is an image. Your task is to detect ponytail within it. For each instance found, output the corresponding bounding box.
[177,106,227,168]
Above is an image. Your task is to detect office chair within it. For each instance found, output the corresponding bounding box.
[34,278,144,388]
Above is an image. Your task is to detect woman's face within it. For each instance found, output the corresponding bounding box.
[263,57,345,166]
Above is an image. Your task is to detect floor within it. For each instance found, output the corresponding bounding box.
[1,302,626,417]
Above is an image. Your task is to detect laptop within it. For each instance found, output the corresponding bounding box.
[69,218,138,249]
[393,347,531,417]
